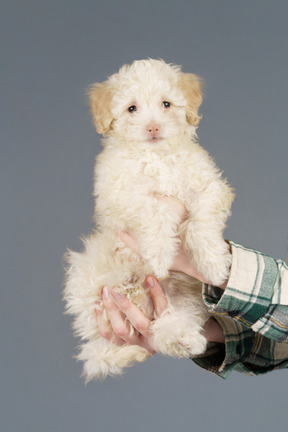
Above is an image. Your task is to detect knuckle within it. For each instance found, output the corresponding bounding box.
[118,298,130,311]
[114,323,128,339]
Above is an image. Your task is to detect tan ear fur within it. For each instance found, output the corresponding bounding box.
[178,73,203,126]
[87,82,114,135]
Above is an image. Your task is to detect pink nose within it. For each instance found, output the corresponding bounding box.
[147,124,160,136]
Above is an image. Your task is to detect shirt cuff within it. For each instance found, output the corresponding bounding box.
[202,241,280,331]
[192,316,257,378]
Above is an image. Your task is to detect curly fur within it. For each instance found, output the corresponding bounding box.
[64,59,235,382]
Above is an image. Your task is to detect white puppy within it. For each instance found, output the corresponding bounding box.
[64,59,235,382]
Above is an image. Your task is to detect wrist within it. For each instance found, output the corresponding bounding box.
[203,318,225,343]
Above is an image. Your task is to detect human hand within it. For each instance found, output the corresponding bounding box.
[95,276,224,349]
[95,276,168,354]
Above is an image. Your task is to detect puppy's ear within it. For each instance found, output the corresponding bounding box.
[178,73,203,126]
[87,82,114,135]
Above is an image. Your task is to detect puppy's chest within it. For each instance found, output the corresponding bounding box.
[96,148,198,203]
[135,153,185,196]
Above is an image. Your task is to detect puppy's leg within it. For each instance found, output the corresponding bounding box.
[64,231,152,380]
[133,197,181,279]
[185,220,231,286]
[151,273,208,357]
[78,339,151,382]
[180,184,233,286]
[151,309,207,357]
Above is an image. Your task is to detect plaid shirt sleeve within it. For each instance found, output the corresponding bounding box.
[192,241,288,378]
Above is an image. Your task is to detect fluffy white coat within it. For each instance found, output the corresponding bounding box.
[64,59,235,382]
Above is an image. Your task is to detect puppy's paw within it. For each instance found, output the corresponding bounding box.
[141,248,173,280]
[79,339,151,382]
[151,312,207,358]
[190,239,232,286]
[198,251,232,286]
[153,329,207,358]
[137,227,179,279]
[150,262,170,280]
[178,331,207,357]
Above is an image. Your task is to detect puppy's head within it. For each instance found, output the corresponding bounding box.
[87,59,203,144]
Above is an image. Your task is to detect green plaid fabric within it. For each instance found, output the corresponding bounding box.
[193,241,288,378]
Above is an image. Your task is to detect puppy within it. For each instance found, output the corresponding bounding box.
[64,59,235,382]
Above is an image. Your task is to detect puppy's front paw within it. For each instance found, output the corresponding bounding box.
[190,238,231,286]
[150,259,171,280]
[198,250,232,286]
[140,246,174,280]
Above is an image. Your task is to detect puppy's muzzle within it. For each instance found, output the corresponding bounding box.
[146,123,162,141]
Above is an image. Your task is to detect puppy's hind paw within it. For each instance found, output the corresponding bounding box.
[178,332,207,357]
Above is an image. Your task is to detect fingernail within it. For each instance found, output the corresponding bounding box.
[146,277,155,288]
[111,290,124,302]
[95,299,103,311]
[102,286,110,299]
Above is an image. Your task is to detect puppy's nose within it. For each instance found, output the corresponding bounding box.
[147,124,160,136]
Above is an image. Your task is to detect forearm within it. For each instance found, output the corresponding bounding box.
[193,242,288,377]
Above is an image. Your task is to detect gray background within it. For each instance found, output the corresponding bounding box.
[1,1,288,431]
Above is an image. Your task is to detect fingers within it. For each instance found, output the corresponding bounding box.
[102,287,140,344]
[99,287,155,353]
[119,230,139,254]
[95,299,126,346]
[95,278,168,355]
[145,277,168,317]
[94,305,113,341]
[110,289,151,340]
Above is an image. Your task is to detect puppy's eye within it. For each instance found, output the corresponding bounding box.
[163,101,171,108]
[128,105,137,113]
